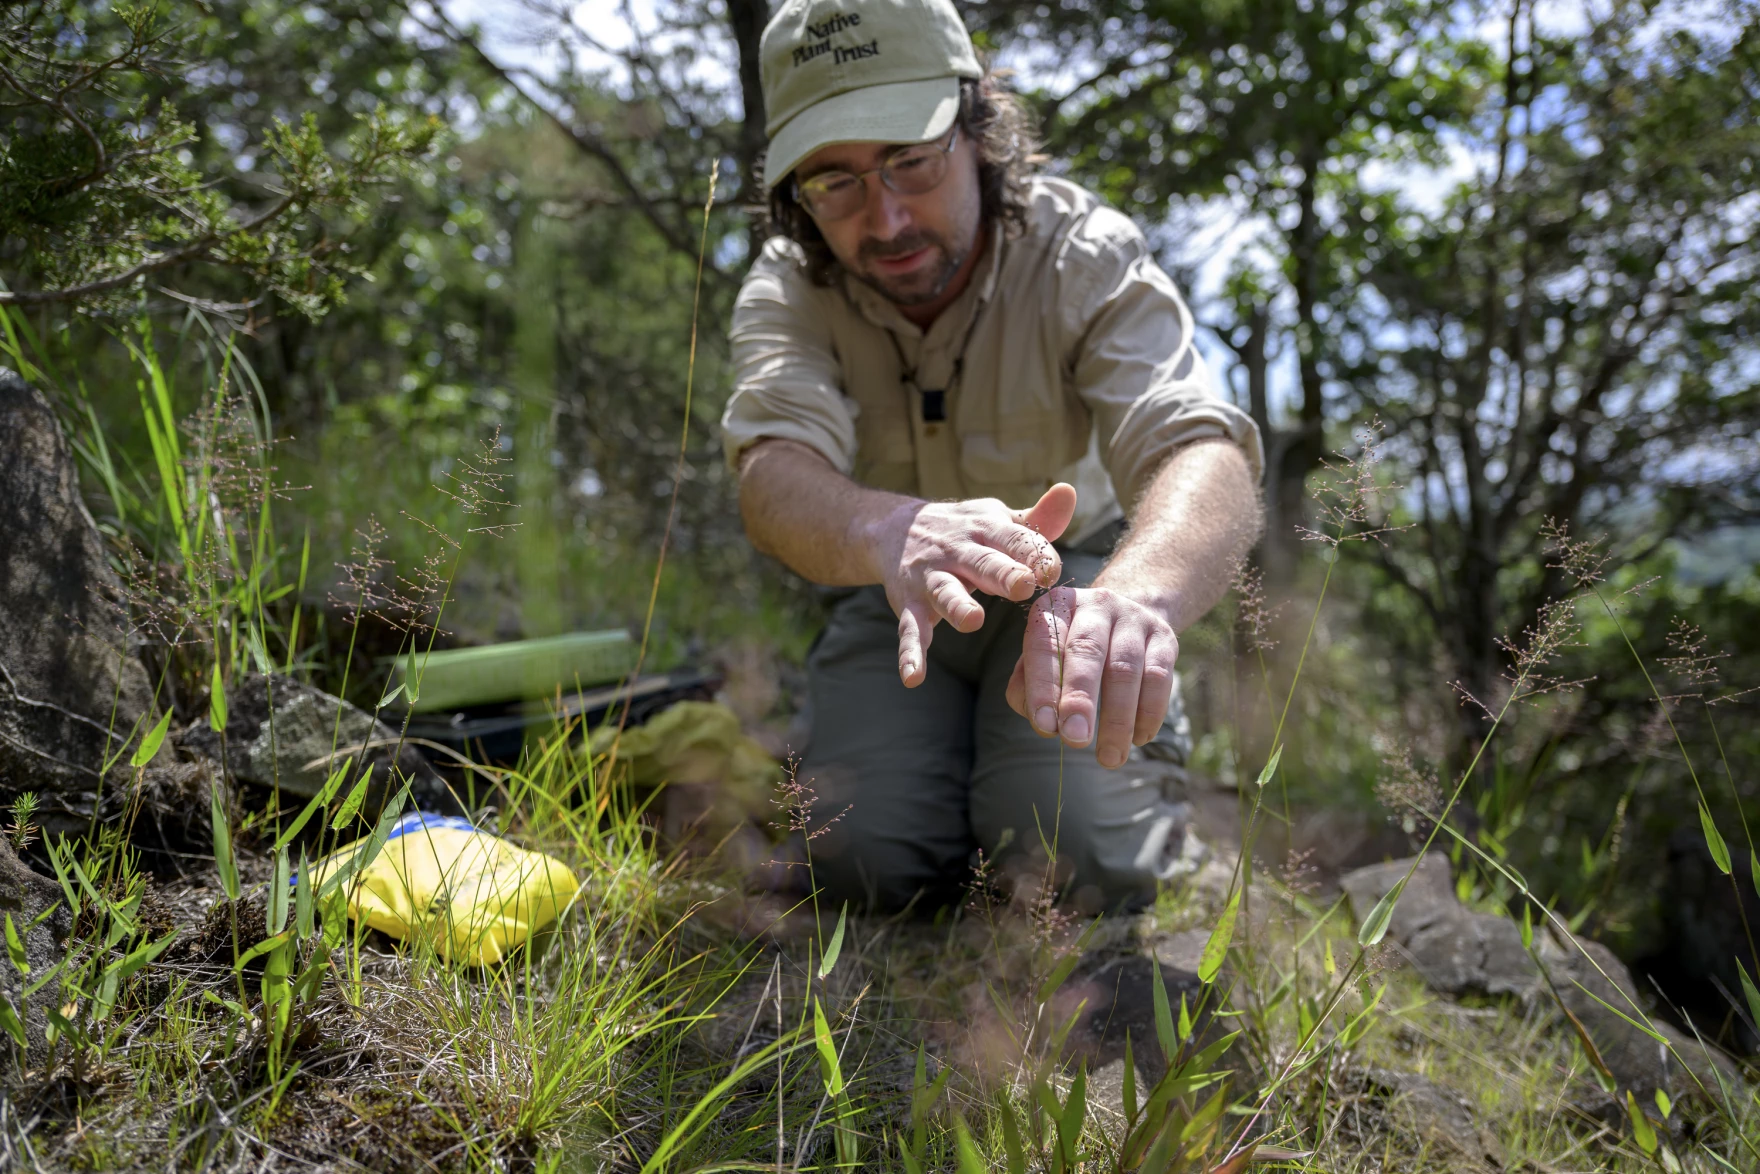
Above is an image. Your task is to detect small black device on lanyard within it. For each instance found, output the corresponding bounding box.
[886,313,981,427]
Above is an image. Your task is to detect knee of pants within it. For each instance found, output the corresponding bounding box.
[810,833,968,913]
[981,809,1161,916]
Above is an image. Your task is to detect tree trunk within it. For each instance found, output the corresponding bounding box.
[726,0,770,259]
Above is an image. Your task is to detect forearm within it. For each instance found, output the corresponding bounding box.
[736,438,917,586]
[1095,438,1263,632]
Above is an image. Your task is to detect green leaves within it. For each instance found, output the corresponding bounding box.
[208,661,228,733]
[1199,889,1239,983]
[1626,1089,1659,1155]
[1253,744,1284,789]
[817,902,846,980]
[130,708,172,768]
[272,757,353,851]
[210,777,239,902]
[4,915,27,977]
[330,770,372,831]
[1699,803,1732,874]
[1152,956,1176,1061]
[1358,875,1407,947]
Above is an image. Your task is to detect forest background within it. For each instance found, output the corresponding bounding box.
[3,0,1759,1037]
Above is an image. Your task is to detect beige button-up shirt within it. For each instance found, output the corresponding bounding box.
[722,176,1264,545]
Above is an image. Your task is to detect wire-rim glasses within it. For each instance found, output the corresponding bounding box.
[792,127,960,222]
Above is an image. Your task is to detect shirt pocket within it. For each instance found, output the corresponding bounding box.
[959,409,1061,486]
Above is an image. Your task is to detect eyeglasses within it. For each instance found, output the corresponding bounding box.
[792,127,960,222]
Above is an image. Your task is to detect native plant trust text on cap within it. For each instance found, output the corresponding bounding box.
[760,0,981,190]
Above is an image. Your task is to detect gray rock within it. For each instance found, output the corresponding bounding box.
[1535,927,1743,1100]
[1342,854,1744,1099]
[0,368,159,830]
[1340,855,1538,997]
[1364,1067,1505,1169]
[0,832,72,1069]
[177,673,453,812]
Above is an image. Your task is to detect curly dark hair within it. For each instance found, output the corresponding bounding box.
[764,72,1042,286]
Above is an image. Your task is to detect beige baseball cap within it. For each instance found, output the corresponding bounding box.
[760,0,982,191]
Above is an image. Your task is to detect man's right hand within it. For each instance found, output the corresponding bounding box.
[868,483,1077,687]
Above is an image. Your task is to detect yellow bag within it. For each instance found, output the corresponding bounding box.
[310,814,579,965]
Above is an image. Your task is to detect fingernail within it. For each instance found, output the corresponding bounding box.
[1063,715,1090,744]
[901,660,916,679]
[1035,706,1057,734]
[1100,747,1123,768]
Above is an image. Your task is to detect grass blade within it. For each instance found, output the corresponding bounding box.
[818,902,847,979]
[130,708,172,768]
[1358,875,1407,947]
[269,847,290,935]
[1199,888,1240,983]
[211,778,239,901]
[1253,744,1284,789]
[3,915,26,977]
[272,757,352,851]
[1700,802,1732,874]
[1152,956,1176,1060]
[209,661,228,732]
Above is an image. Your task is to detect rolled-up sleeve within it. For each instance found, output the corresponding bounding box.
[1062,210,1264,510]
[722,241,859,474]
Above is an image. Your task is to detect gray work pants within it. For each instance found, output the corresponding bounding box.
[798,547,1192,915]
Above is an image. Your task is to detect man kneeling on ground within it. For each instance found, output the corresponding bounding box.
[724,0,1265,914]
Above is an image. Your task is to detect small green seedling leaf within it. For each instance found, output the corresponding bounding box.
[1626,1089,1658,1154]
[1200,888,1240,983]
[1151,956,1175,1060]
[1177,992,1193,1042]
[0,992,25,1049]
[211,778,239,901]
[1359,875,1407,946]
[1738,960,1760,1039]
[1038,946,1083,1007]
[1655,1088,1673,1119]
[1700,803,1732,874]
[817,902,847,979]
[112,929,176,982]
[1253,744,1284,789]
[330,772,372,831]
[998,1100,1026,1174]
[1520,902,1534,950]
[953,1113,987,1174]
[234,930,295,971]
[272,757,353,851]
[208,661,228,732]
[295,851,314,939]
[377,679,405,710]
[4,915,27,977]
[1323,937,1336,977]
[269,847,290,935]
[130,708,172,768]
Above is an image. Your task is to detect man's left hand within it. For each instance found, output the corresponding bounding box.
[1004,586,1179,769]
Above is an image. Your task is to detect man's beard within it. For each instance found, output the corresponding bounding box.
[852,228,970,306]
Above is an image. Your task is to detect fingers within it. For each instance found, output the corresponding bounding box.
[1020,588,1074,738]
[1020,482,1077,545]
[925,569,985,632]
[1005,656,1027,719]
[1017,588,1180,765]
[1134,631,1179,747]
[1050,600,1113,753]
[896,602,935,688]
